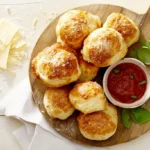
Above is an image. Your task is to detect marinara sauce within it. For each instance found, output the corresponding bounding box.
[107,63,147,103]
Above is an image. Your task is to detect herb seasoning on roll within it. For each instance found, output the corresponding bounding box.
[107,63,147,104]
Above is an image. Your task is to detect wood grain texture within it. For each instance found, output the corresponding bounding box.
[29,4,150,147]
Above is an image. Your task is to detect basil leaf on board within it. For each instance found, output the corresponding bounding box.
[128,40,150,65]
[128,48,138,58]
[121,109,131,128]
[130,112,140,124]
[140,40,150,48]
[130,108,150,124]
[137,47,150,65]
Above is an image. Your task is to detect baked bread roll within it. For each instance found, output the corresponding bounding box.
[32,42,81,87]
[69,81,108,114]
[77,54,99,82]
[43,87,75,120]
[81,28,127,67]
[77,103,118,140]
[56,10,101,50]
[104,13,140,47]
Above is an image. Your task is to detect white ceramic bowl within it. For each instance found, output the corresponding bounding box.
[103,58,150,108]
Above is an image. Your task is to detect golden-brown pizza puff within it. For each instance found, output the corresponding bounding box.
[43,87,75,120]
[32,42,81,87]
[104,13,140,47]
[77,54,99,82]
[56,10,101,50]
[77,103,118,140]
[69,81,108,114]
[81,28,127,67]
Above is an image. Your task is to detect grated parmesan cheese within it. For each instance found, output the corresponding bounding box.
[0,19,27,71]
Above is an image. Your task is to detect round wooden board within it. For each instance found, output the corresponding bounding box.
[29,4,150,147]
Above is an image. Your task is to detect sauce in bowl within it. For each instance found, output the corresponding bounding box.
[107,63,147,104]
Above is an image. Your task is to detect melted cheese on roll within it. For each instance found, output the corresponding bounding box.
[69,81,108,114]
[43,87,75,120]
[81,28,127,67]
[77,103,118,140]
[77,54,99,82]
[104,13,140,47]
[32,42,81,87]
[56,10,101,50]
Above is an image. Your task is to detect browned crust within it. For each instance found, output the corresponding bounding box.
[78,54,99,74]
[31,47,50,79]
[58,10,101,50]
[59,11,89,43]
[105,13,137,44]
[89,47,112,67]
[39,55,78,79]
[87,29,121,67]
[45,87,74,112]
[70,81,103,100]
[51,42,77,56]
[31,42,79,83]
[76,53,99,81]
[77,111,116,135]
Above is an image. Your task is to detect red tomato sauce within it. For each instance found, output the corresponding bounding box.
[107,63,147,103]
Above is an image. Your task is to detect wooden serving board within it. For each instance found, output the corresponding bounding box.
[29,4,150,147]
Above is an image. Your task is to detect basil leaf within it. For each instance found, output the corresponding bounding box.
[139,80,147,85]
[137,47,150,65]
[128,48,138,58]
[140,40,150,48]
[130,112,140,124]
[121,109,131,128]
[113,68,120,74]
[131,108,150,124]
[130,74,134,79]
[131,95,138,99]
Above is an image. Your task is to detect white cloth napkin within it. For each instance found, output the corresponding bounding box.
[0,77,107,150]
[13,123,108,150]
[13,125,31,150]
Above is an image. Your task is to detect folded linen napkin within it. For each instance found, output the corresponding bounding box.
[0,77,107,150]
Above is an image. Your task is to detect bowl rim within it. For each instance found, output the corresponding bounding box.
[103,58,150,108]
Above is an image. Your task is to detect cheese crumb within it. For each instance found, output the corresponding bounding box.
[7,7,11,16]
[33,18,38,29]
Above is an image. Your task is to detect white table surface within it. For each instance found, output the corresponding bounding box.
[0,0,150,149]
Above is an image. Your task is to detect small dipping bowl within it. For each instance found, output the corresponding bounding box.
[103,58,150,108]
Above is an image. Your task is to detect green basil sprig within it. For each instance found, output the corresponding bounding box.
[140,40,150,48]
[121,109,131,128]
[121,107,150,128]
[131,108,150,124]
[129,40,150,65]
[137,47,150,65]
